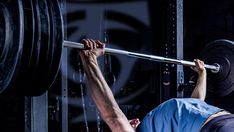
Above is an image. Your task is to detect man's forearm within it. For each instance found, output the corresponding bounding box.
[191,72,207,101]
[84,58,120,115]
[79,39,134,131]
[82,58,134,132]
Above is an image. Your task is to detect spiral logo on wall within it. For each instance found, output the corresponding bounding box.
[60,1,153,123]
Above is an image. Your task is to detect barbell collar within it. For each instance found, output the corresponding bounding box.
[63,41,220,73]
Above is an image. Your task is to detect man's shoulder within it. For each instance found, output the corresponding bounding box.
[163,98,205,106]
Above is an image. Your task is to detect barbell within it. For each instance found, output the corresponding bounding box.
[0,0,233,96]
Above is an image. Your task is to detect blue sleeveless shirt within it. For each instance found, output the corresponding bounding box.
[136,98,222,132]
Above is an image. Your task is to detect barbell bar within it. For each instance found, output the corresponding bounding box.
[63,41,220,73]
[64,40,234,96]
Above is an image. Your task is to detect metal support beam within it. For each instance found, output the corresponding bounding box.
[176,0,184,97]
[30,92,48,132]
[61,0,68,131]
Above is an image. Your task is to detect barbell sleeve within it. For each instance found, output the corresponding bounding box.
[63,40,220,73]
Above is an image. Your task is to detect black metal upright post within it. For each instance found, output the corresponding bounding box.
[160,0,178,102]
[176,0,184,97]
[60,0,68,131]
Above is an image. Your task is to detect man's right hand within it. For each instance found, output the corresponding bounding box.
[79,39,105,64]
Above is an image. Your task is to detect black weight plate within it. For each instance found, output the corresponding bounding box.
[26,0,51,96]
[38,0,51,66]
[12,0,42,96]
[11,0,37,95]
[34,0,51,96]
[46,0,56,74]
[22,0,35,68]
[0,4,10,67]
[46,0,63,89]
[30,0,41,72]
[200,39,234,96]
[0,0,24,94]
